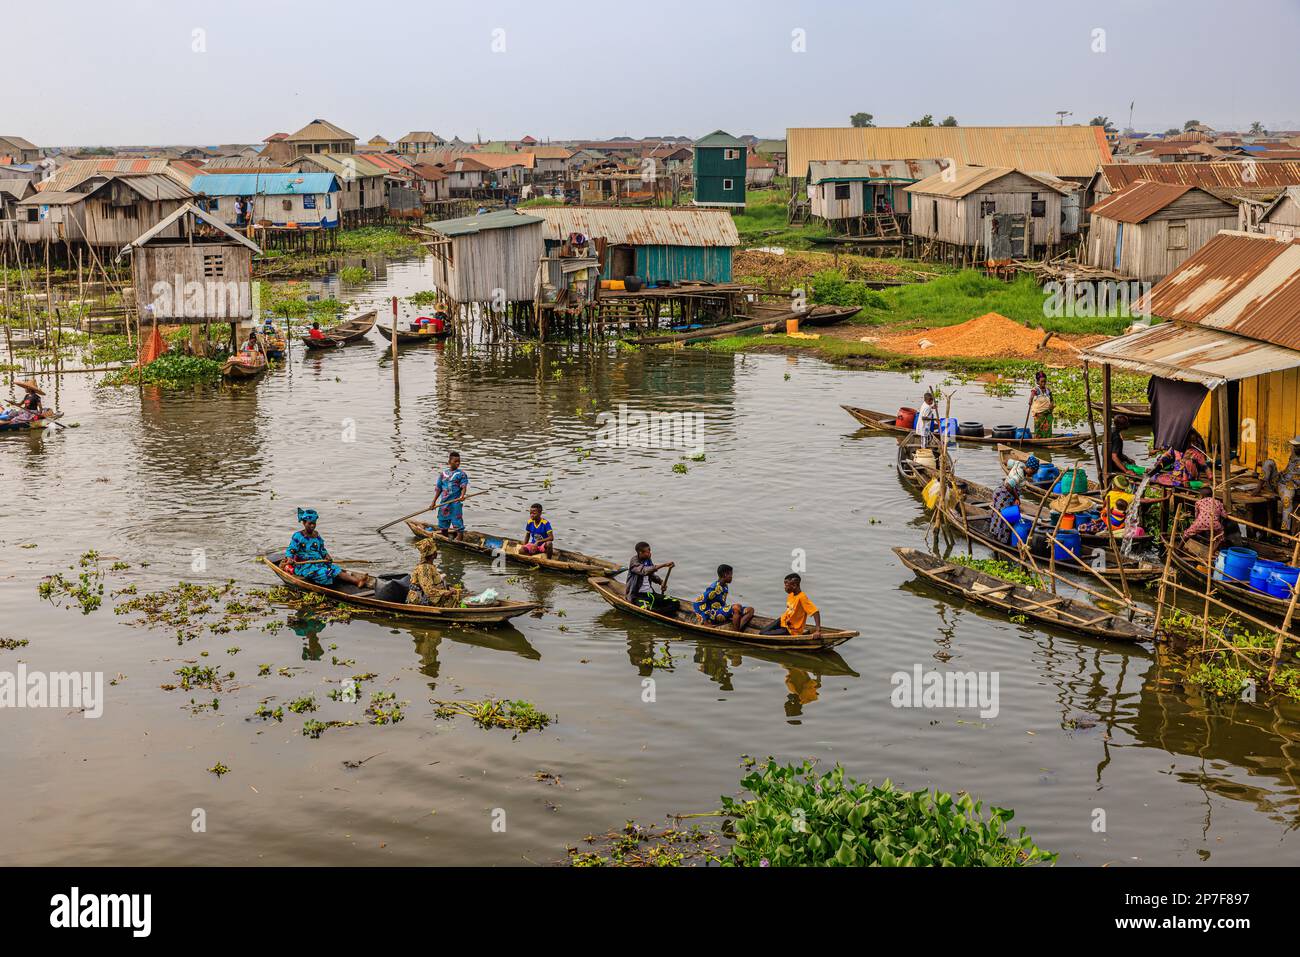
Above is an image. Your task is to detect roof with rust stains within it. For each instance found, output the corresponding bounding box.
[1086,180,1235,223]
[534,206,739,247]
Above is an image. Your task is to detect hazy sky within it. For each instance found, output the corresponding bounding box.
[7,0,1299,145]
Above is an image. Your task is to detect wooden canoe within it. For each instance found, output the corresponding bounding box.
[406,521,620,575]
[843,404,1089,449]
[1168,535,1297,618]
[895,434,1161,582]
[301,310,377,349]
[0,410,63,433]
[996,444,1102,498]
[259,554,538,625]
[624,313,788,346]
[797,305,861,328]
[221,354,268,379]
[1089,400,1152,424]
[894,547,1151,642]
[587,575,858,651]
[374,324,451,344]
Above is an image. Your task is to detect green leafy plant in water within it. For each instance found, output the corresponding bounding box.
[287,694,318,714]
[338,266,372,284]
[953,555,1043,590]
[431,698,553,736]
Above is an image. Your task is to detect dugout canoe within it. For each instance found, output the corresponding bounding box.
[587,575,858,651]
[797,305,861,328]
[259,554,538,625]
[624,314,785,346]
[374,323,451,344]
[894,547,1151,643]
[301,310,377,349]
[0,411,63,433]
[221,354,268,379]
[406,522,619,575]
[843,404,1089,449]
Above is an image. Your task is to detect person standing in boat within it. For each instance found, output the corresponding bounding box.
[431,451,469,541]
[1028,371,1054,439]
[281,509,369,587]
[0,381,44,425]
[989,461,1027,545]
[916,391,939,440]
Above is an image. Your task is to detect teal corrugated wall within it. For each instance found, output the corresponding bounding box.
[610,245,732,283]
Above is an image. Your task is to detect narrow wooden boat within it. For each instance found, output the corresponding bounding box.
[406,521,619,575]
[997,444,1101,497]
[259,554,538,625]
[0,410,63,433]
[221,354,268,379]
[843,404,1089,449]
[896,434,1161,582]
[1168,535,1297,618]
[374,323,451,344]
[1089,400,1152,424]
[894,547,1151,642]
[624,314,786,346]
[301,310,378,349]
[587,575,858,651]
[797,305,861,328]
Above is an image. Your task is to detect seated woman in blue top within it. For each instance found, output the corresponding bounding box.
[692,564,754,631]
[518,503,554,558]
[280,508,369,588]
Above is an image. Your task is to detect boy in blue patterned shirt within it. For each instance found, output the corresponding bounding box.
[692,564,754,631]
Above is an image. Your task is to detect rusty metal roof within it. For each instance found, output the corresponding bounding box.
[42,158,171,192]
[1086,180,1207,222]
[1134,231,1300,351]
[787,126,1112,180]
[1080,320,1300,387]
[808,159,946,184]
[906,165,1071,197]
[534,207,740,247]
[1096,161,1300,199]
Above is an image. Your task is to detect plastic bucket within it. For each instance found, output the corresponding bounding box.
[1053,530,1082,563]
[786,318,801,335]
[1000,504,1021,526]
[1250,560,1284,593]
[896,407,917,429]
[1013,518,1034,543]
[1221,547,1257,583]
[1015,427,1032,440]
[1055,468,1088,494]
[1035,464,1060,484]
[1058,512,1076,530]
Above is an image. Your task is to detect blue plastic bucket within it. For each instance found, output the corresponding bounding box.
[1221,547,1257,583]
[1013,518,1034,543]
[1000,504,1021,526]
[1053,530,1082,563]
[1250,560,1284,593]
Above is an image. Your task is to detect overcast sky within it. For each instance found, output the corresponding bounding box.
[8,0,1299,145]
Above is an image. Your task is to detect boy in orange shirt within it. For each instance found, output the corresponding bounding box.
[760,573,821,638]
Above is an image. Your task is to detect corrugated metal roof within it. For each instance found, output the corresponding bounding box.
[529,146,573,160]
[0,136,38,150]
[1080,320,1300,387]
[108,173,193,202]
[1097,161,1300,198]
[808,158,946,184]
[42,158,171,192]
[1086,180,1201,222]
[18,191,86,206]
[190,173,338,195]
[0,178,34,200]
[428,209,543,237]
[787,126,1112,180]
[292,152,389,179]
[695,130,746,148]
[1262,186,1300,221]
[534,207,740,246]
[466,152,535,170]
[119,202,262,257]
[1134,230,1300,351]
[906,165,1070,197]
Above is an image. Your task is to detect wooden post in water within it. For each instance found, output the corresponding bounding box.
[391,295,399,382]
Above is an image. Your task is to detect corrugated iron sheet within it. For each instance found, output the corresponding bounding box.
[808,159,946,184]
[1080,320,1300,387]
[1136,231,1300,351]
[534,207,740,247]
[43,159,171,192]
[787,126,1112,180]
[906,165,1071,198]
[1086,181,1198,222]
[112,173,192,202]
[429,209,543,237]
[1098,161,1300,197]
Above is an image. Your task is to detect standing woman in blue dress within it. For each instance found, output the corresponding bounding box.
[431,451,469,541]
[281,509,369,588]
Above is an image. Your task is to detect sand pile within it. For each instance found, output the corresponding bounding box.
[862,312,1105,361]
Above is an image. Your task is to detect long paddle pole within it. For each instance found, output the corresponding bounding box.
[375,490,486,534]
[4,397,64,429]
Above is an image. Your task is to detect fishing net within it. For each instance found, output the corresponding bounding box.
[136,324,166,367]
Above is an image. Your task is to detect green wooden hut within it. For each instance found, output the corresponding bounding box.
[693,130,746,208]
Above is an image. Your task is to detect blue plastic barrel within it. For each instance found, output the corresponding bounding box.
[1054,530,1082,563]
[1220,547,1257,583]
[1000,504,1021,526]
[1267,574,1294,599]
[941,418,958,440]
[1250,560,1284,593]
[1013,518,1034,543]
[1015,427,1032,440]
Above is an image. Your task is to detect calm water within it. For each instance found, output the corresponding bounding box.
[2,258,1299,866]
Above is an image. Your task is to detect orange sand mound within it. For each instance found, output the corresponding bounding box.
[858,312,1105,361]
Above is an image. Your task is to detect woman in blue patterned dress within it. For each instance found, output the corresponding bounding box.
[280,509,369,588]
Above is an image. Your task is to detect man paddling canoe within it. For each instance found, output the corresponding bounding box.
[431,451,469,541]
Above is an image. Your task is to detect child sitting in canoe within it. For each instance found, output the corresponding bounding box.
[518,503,554,558]
[308,321,325,341]
[281,509,369,588]
[625,542,675,613]
[692,564,754,630]
[759,573,822,639]
[406,537,464,607]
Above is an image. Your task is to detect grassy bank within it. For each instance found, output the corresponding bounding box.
[733,187,832,249]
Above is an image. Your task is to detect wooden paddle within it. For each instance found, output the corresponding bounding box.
[375,490,486,533]
[659,564,674,597]
[4,397,65,429]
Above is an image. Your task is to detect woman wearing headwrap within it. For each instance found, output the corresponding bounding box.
[281,509,369,587]
[990,460,1026,544]
[1028,371,1054,439]
[406,537,464,607]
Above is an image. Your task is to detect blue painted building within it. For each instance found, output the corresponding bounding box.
[188,172,340,228]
